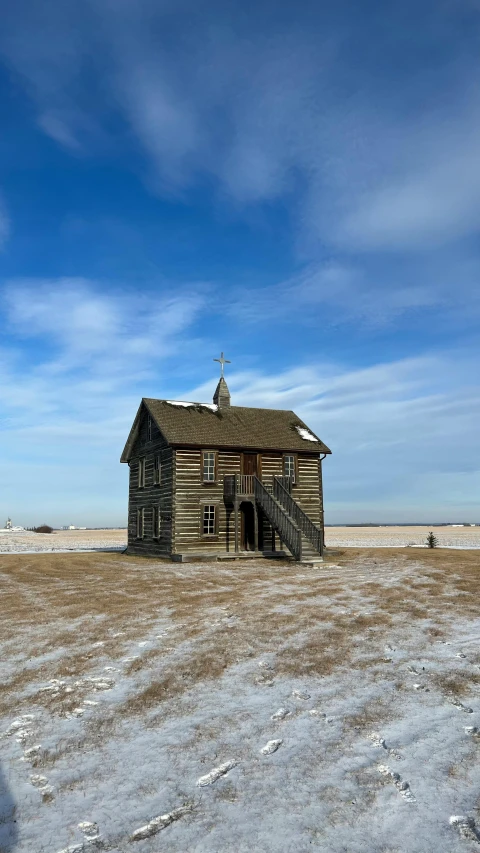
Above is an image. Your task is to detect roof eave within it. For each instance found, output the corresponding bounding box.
[169,440,332,454]
[120,400,145,463]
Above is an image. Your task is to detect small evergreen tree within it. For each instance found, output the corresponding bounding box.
[426,531,439,548]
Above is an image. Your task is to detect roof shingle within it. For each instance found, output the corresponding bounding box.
[121,399,331,461]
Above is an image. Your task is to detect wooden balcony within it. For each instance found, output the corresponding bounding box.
[224,474,255,500]
[224,474,292,501]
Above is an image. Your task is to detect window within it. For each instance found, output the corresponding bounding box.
[154,454,162,485]
[147,415,152,441]
[283,454,296,484]
[138,457,146,488]
[202,504,216,535]
[202,451,216,483]
[136,507,144,539]
[153,506,160,539]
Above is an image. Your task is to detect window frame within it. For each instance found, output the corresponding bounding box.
[138,457,146,488]
[136,507,145,539]
[201,450,218,484]
[201,503,218,537]
[283,453,298,485]
[152,506,161,539]
[154,454,162,486]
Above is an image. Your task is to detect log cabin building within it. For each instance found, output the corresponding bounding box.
[121,355,331,561]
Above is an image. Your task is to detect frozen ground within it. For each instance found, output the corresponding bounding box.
[1,549,479,852]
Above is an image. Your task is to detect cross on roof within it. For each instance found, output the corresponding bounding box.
[214,351,231,378]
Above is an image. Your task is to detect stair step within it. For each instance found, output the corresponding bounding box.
[255,483,323,562]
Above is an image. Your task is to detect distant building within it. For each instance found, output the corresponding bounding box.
[121,354,331,562]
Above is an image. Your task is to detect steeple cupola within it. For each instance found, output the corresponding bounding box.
[213,351,231,408]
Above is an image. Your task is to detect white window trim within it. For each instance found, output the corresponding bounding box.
[202,503,217,536]
[283,454,297,484]
[202,450,217,483]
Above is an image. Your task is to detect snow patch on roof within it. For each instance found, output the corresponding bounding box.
[295,425,319,442]
[165,401,218,412]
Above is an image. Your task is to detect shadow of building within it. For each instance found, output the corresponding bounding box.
[0,759,18,851]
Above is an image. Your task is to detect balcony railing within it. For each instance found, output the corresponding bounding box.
[224,474,255,499]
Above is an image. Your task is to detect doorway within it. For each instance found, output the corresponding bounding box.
[242,453,258,476]
[240,501,256,551]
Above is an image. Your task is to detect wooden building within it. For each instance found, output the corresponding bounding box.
[121,356,331,561]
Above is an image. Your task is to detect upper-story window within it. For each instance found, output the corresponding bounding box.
[202,451,217,483]
[154,454,161,485]
[136,507,144,539]
[138,457,146,488]
[147,415,152,441]
[283,454,296,484]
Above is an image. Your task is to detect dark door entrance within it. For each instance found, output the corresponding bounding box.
[240,501,256,551]
[242,453,258,476]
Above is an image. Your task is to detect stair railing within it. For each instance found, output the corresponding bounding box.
[273,476,323,555]
[253,477,302,561]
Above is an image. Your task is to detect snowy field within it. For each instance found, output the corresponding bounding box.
[1,526,479,555]
[1,549,479,852]
[0,529,126,554]
[326,526,480,550]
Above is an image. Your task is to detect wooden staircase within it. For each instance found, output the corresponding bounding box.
[253,476,323,562]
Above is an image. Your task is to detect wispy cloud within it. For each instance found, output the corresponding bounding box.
[226,253,480,329]
[0,275,478,525]
[3,0,480,253]
[4,278,206,372]
[0,276,211,524]
[188,354,480,521]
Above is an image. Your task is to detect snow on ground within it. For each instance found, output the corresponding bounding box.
[1,526,480,556]
[0,529,126,554]
[326,525,480,549]
[1,550,479,852]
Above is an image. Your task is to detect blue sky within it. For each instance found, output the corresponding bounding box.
[0,0,479,527]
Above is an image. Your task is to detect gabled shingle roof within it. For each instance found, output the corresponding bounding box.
[121,398,331,461]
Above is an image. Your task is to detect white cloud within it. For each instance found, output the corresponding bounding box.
[0,276,211,526]
[187,354,480,522]
[3,0,480,253]
[226,260,451,329]
[0,278,478,525]
[37,111,83,151]
[3,278,206,372]
[337,105,480,250]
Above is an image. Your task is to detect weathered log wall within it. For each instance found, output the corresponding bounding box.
[127,405,174,556]
[173,449,240,554]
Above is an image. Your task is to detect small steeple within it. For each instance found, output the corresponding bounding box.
[213,351,231,408]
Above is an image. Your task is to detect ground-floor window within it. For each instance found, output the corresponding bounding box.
[136,507,144,539]
[153,506,161,538]
[202,504,217,535]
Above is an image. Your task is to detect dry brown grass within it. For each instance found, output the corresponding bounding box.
[1,547,479,723]
[431,672,480,698]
